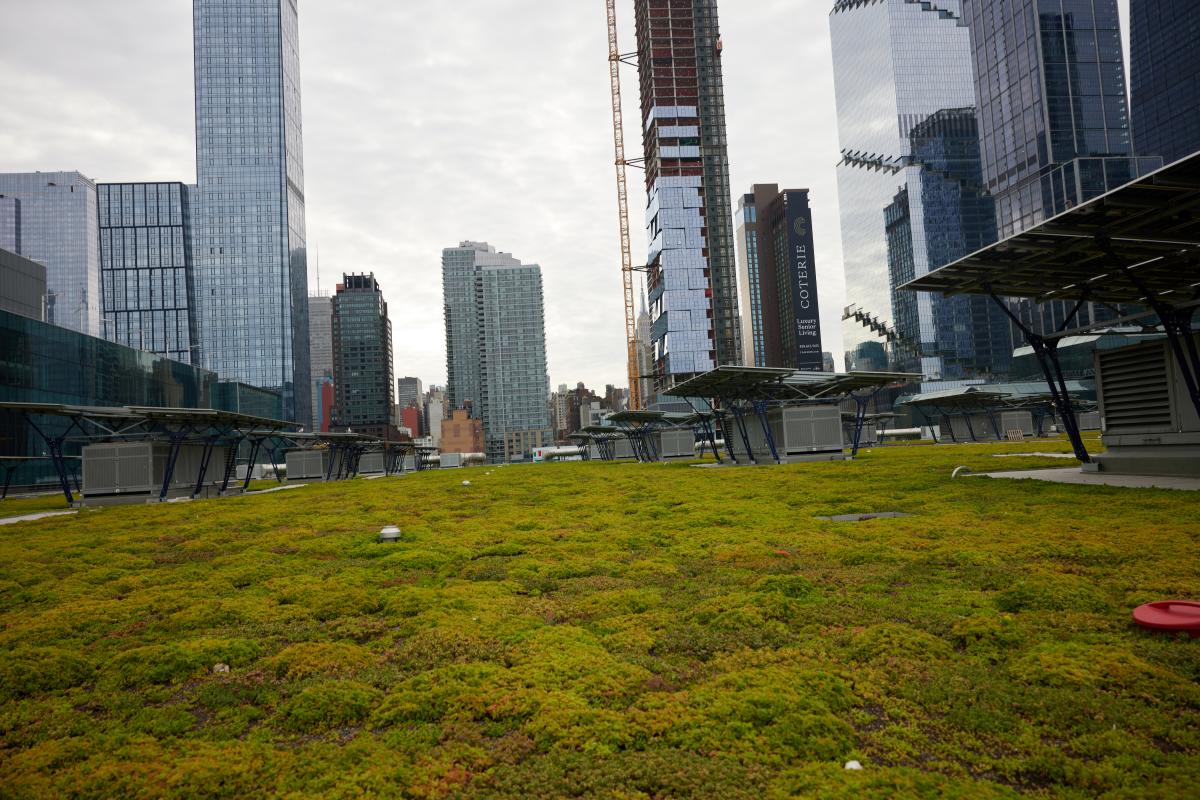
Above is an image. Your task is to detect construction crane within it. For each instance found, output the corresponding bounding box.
[606,0,643,410]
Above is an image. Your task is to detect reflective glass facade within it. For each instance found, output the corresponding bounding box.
[0,196,19,253]
[1131,0,1200,165]
[98,182,197,363]
[0,172,101,336]
[962,0,1159,237]
[831,0,1006,380]
[0,308,217,487]
[193,0,310,423]
[442,242,552,463]
[331,274,394,438]
[635,0,741,390]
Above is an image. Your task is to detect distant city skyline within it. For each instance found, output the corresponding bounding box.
[0,1,1134,389]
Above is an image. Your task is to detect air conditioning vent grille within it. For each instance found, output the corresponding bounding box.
[1099,344,1172,431]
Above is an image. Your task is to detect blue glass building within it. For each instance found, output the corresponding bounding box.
[1131,0,1200,165]
[97,182,197,363]
[830,0,1007,382]
[962,0,1162,238]
[192,0,310,423]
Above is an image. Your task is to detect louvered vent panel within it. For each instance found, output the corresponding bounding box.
[1099,344,1172,431]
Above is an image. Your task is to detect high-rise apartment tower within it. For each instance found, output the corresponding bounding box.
[442,242,552,463]
[634,0,740,391]
[735,185,823,370]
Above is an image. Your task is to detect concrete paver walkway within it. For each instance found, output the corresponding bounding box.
[974,467,1200,491]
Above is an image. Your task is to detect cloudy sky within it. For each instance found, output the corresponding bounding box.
[0,0,1130,391]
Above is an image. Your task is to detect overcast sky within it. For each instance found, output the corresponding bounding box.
[0,0,1130,392]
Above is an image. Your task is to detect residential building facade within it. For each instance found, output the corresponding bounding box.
[442,242,553,462]
[331,274,394,438]
[0,172,101,336]
[635,0,741,392]
[441,409,484,455]
[97,182,197,363]
[192,0,311,423]
[1130,0,1200,165]
[735,185,823,370]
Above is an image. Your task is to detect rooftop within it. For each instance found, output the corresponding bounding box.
[1,440,1196,796]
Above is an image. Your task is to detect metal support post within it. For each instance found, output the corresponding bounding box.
[849,389,881,457]
[962,413,978,443]
[985,408,1003,440]
[158,428,191,503]
[712,410,738,464]
[1,464,13,500]
[754,401,780,464]
[325,445,340,482]
[730,405,757,465]
[700,418,721,464]
[241,439,263,492]
[192,437,218,499]
[220,444,239,493]
[986,289,1091,464]
[23,415,75,504]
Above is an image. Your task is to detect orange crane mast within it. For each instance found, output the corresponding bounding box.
[606,0,643,410]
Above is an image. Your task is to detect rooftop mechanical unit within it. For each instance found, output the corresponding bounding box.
[286,450,330,481]
[1094,336,1200,477]
[82,442,231,504]
[728,404,845,464]
[653,429,696,461]
[358,452,385,475]
[947,414,999,442]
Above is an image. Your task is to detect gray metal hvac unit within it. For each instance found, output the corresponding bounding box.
[1000,410,1035,438]
[1077,411,1102,431]
[358,452,385,475]
[286,450,330,481]
[82,442,230,500]
[1094,336,1200,476]
[948,414,998,442]
[654,429,696,461]
[610,438,638,460]
[731,404,845,463]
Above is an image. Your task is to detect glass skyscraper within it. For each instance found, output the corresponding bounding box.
[830,0,1007,381]
[962,0,1161,238]
[1131,0,1200,165]
[192,0,310,423]
[442,242,552,463]
[0,172,101,336]
[97,182,197,363]
[635,0,740,391]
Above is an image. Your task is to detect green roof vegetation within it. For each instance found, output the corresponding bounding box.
[1,441,1197,798]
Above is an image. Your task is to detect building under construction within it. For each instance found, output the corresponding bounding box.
[634,0,740,395]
